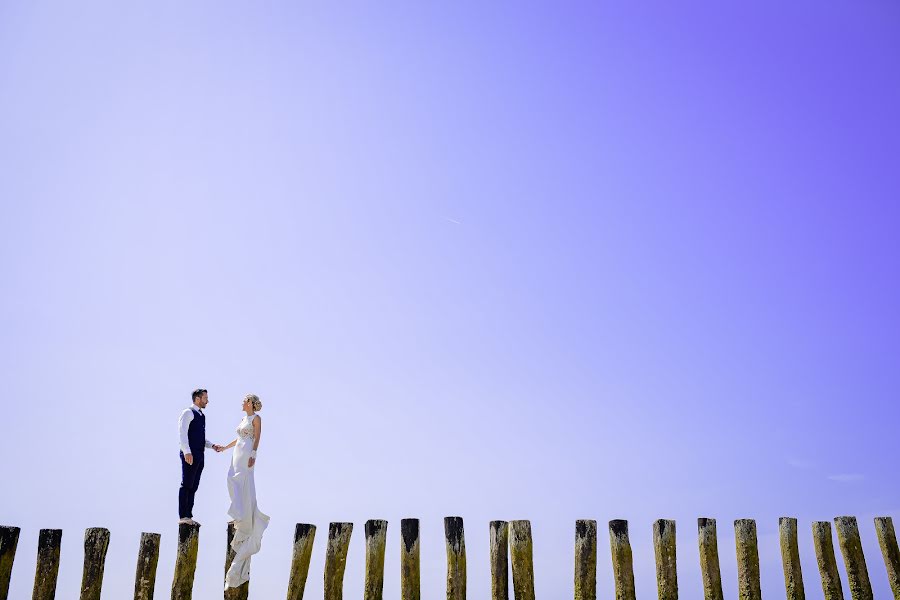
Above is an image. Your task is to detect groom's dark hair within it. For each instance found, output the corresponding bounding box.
[192,388,207,402]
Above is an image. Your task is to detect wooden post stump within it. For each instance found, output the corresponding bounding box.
[80,527,111,600]
[779,517,805,600]
[0,526,19,600]
[364,520,388,600]
[609,520,636,600]
[170,522,200,600]
[734,519,761,600]
[490,521,509,600]
[286,524,316,600]
[509,520,535,600]
[324,522,353,600]
[654,519,677,600]
[834,516,873,600]
[444,517,466,600]
[400,519,420,600]
[32,529,62,600]
[225,523,249,600]
[134,532,161,600]
[875,517,900,600]
[813,521,844,600]
[574,520,596,600]
[698,518,723,600]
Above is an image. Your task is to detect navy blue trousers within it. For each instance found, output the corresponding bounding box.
[179,451,204,519]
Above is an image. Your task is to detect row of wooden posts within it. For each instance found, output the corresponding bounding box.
[1,516,899,600]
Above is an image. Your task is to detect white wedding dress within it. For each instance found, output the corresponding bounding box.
[225,413,270,590]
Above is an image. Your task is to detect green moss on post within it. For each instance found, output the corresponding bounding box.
[575,520,596,600]
[698,518,723,600]
[813,521,845,600]
[286,524,316,600]
[324,522,353,600]
[225,523,249,600]
[400,519,420,600]
[779,517,806,600]
[364,520,388,600]
[654,520,678,600]
[734,519,761,600]
[134,532,161,600]
[444,517,466,600]
[834,516,873,600]
[874,517,900,600]
[170,522,200,600]
[0,526,19,600]
[609,520,636,600]
[32,529,62,600]
[79,527,110,600]
[489,521,509,600]
[509,520,536,600]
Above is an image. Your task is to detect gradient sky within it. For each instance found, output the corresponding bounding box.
[2,2,899,599]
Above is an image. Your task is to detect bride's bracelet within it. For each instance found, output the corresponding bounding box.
[250,450,257,458]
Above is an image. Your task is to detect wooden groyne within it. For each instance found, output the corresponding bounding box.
[0,515,898,599]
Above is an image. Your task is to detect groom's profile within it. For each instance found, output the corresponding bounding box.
[178,388,221,525]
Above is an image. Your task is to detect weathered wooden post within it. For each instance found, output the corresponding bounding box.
[225,523,249,600]
[444,517,466,600]
[490,521,509,600]
[574,520,596,600]
[364,520,388,600]
[32,529,62,600]
[812,521,844,600]
[0,526,19,600]
[609,520,636,600]
[834,516,873,600]
[875,517,900,600]
[134,532,162,600]
[779,517,806,600]
[734,519,761,600]
[400,519,420,600]
[654,519,677,600]
[79,527,111,600]
[170,522,200,600]
[509,520,536,600]
[324,522,353,600]
[286,524,316,600]
[697,518,723,600]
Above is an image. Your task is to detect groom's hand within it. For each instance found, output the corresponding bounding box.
[212,444,223,452]
[184,453,194,465]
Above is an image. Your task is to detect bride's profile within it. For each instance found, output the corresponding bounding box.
[221,393,270,590]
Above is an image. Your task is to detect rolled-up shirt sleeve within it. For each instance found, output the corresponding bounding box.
[178,409,193,455]
[205,439,213,449]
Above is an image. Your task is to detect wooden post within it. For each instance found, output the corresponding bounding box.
[779,517,806,600]
[225,523,249,600]
[654,520,677,600]
[574,520,596,600]
[170,522,200,600]
[286,524,316,600]
[444,517,466,600]
[834,516,873,600]
[80,527,111,600]
[734,519,761,600]
[401,519,420,600]
[134,532,162,600]
[32,529,62,600]
[324,522,353,600]
[489,521,509,600]
[509,520,535,600]
[697,518,723,600]
[609,520,636,600]
[364,520,388,600]
[812,521,844,600]
[0,526,19,600]
[874,517,900,600]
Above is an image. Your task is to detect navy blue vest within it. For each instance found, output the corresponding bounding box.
[187,409,206,455]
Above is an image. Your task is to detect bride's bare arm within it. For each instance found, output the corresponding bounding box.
[249,417,262,467]
[223,438,237,450]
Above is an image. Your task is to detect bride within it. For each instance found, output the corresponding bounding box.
[221,393,270,590]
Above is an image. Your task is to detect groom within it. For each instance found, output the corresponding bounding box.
[177,388,223,525]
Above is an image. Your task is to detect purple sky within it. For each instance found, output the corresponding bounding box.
[2,2,899,599]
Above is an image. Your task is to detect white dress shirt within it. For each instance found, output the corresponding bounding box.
[178,405,214,455]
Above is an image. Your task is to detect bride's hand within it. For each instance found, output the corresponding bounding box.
[248,457,256,468]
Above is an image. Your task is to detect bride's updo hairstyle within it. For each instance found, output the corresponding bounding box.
[246,394,262,412]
